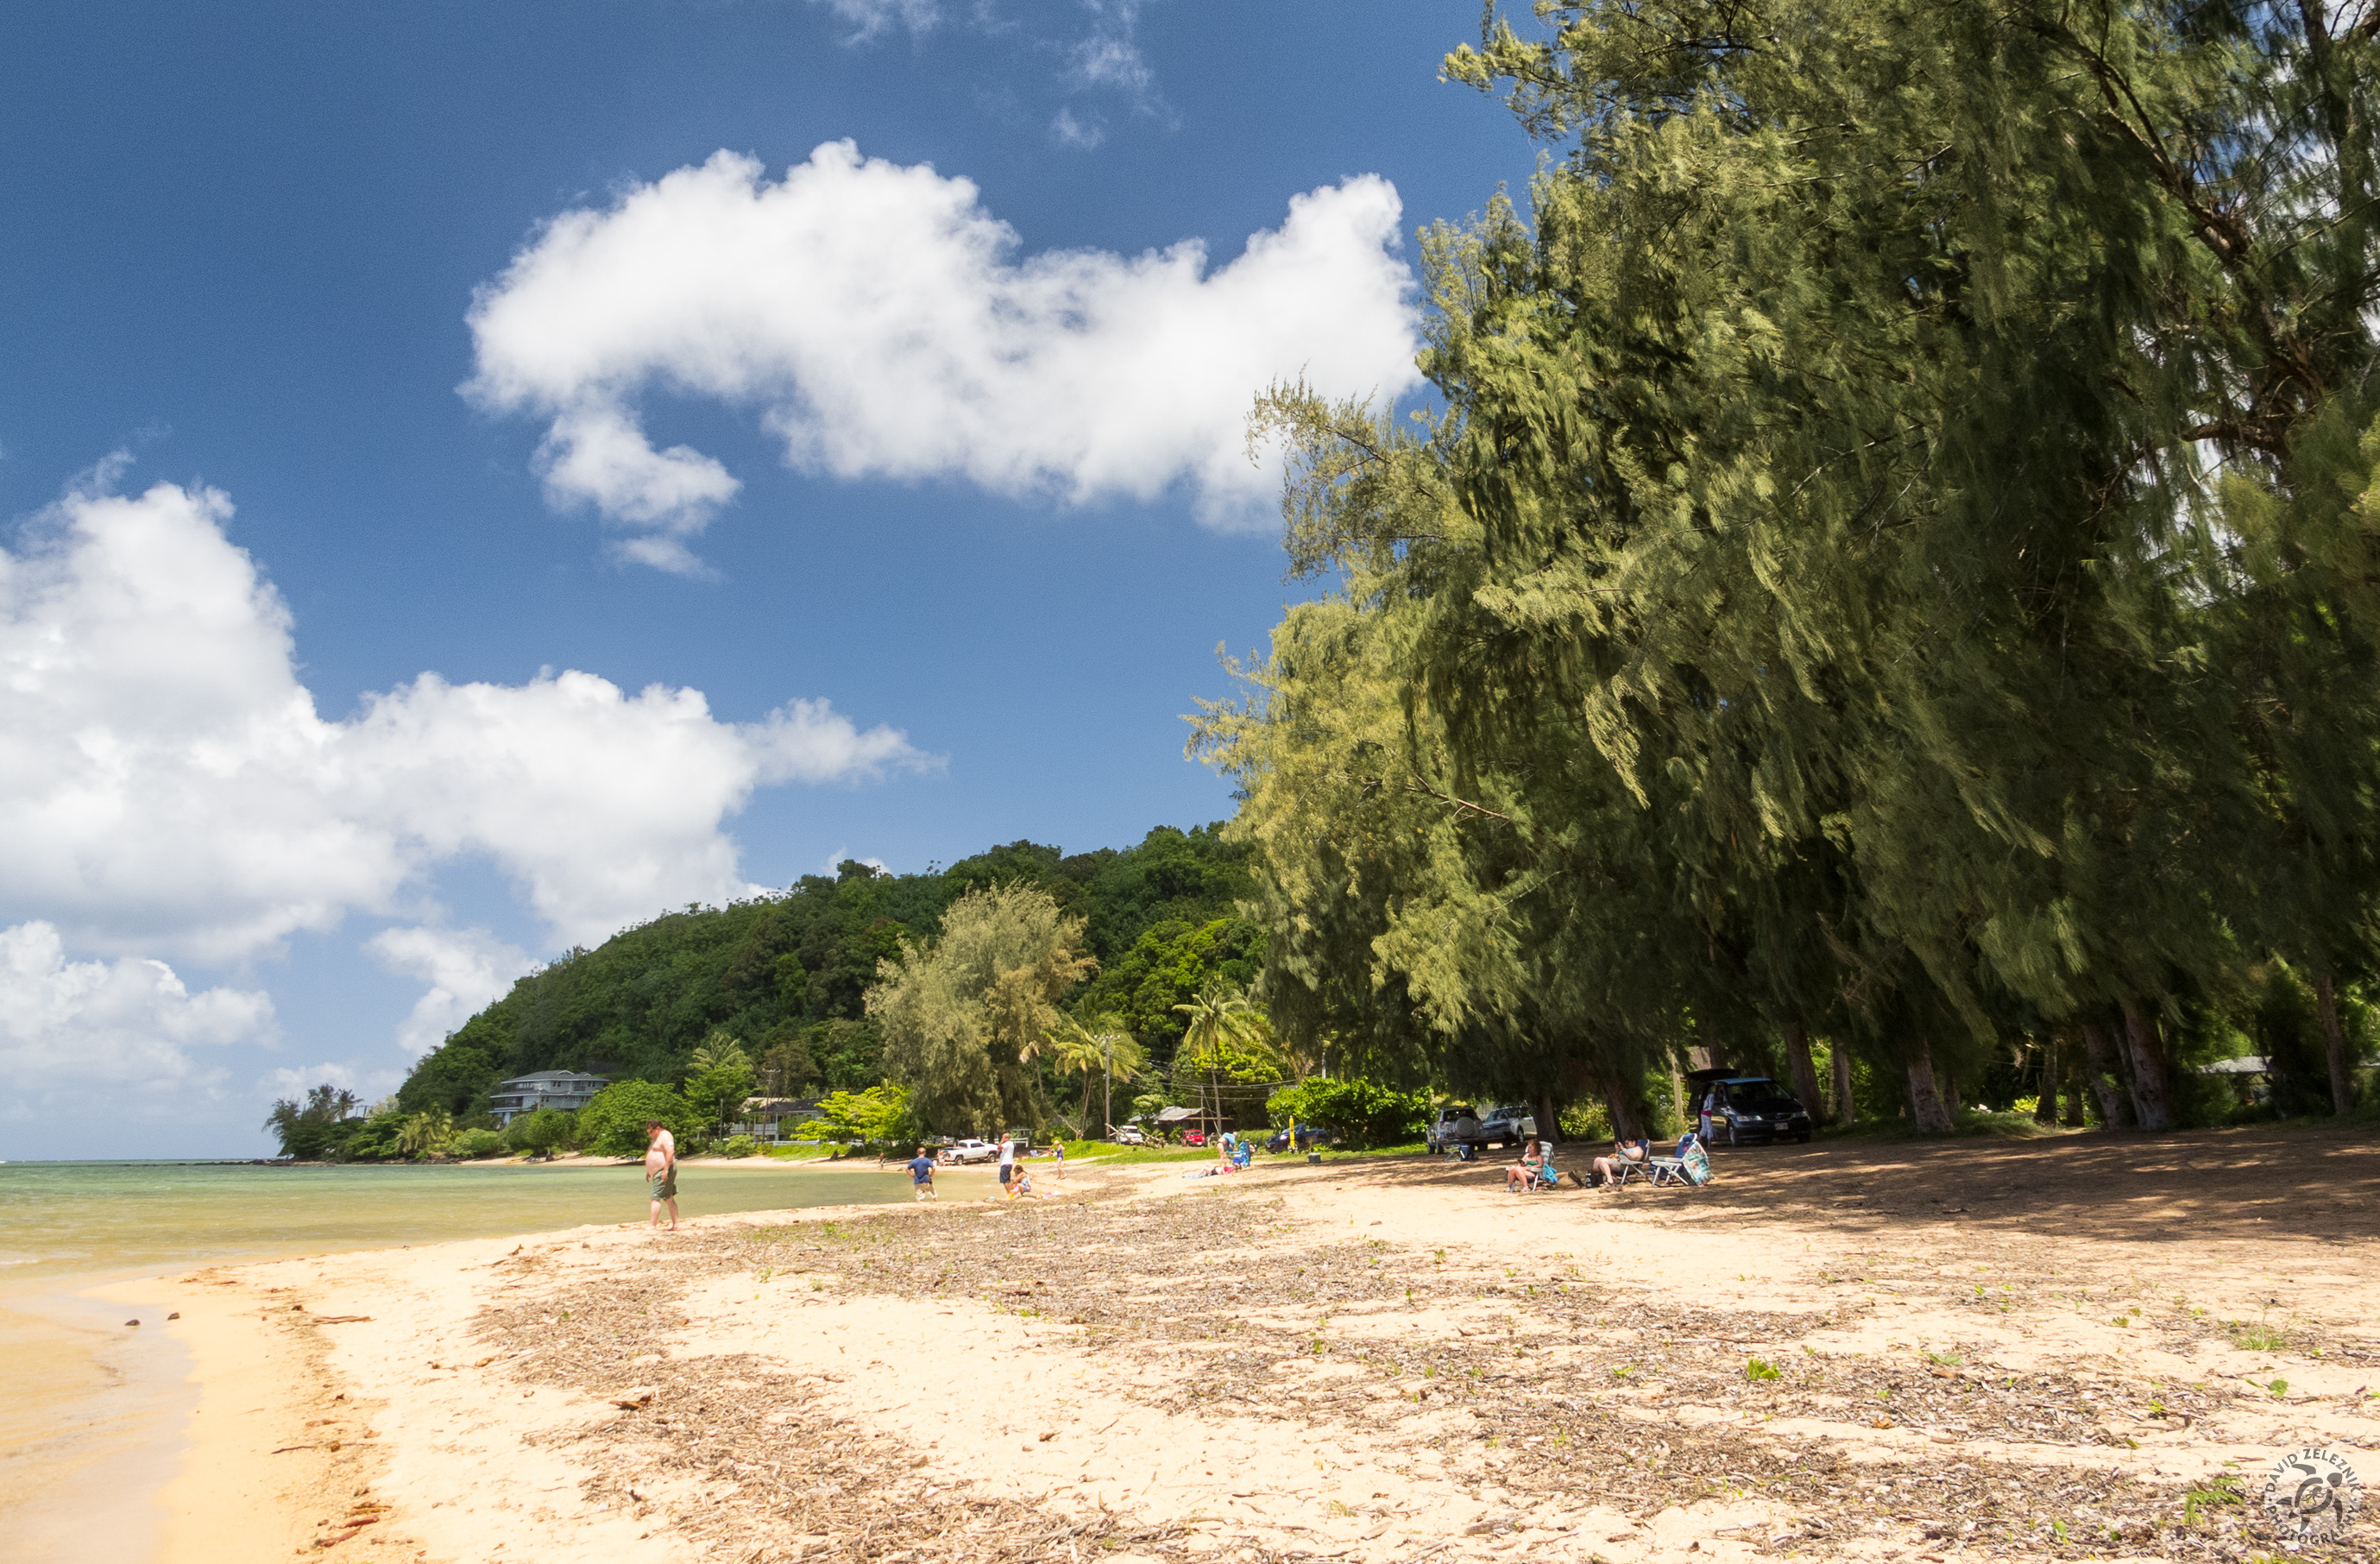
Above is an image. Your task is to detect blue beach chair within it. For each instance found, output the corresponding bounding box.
[1646,1132,1712,1187]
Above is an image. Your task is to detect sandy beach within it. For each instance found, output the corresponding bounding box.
[104,1126,2379,1562]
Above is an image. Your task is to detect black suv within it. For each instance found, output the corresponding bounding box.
[1685,1072,1814,1145]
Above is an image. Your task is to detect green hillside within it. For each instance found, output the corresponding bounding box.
[394,823,1258,1119]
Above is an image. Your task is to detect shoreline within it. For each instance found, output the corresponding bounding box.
[89,1126,2380,1562]
[99,1194,960,1563]
[0,1157,965,1564]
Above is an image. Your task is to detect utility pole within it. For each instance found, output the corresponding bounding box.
[1102,1031,1113,1138]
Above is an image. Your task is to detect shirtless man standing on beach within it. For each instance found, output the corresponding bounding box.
[644,1119,678,1231]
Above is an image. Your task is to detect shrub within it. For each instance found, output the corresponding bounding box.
[448,1128,507,1159]
[335,1112,409,1162]
[507,1106,571,1155]
[576,1081,699,1157]
[816,1084,916,1145]
[720,1135,759,1157]
[1266,1077,1430,1150]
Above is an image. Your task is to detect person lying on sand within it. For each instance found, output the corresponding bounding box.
[645,1119,678,1230]
[1504,1138,1544,1192]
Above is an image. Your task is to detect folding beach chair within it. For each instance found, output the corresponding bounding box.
[1596,1138,1654,1188]
[1645,1132,1711,1187]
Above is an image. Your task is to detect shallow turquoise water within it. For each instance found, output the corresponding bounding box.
[0,1157,919,1289]
[0,1157,944,1564]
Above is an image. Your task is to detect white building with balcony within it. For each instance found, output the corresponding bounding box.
[490,1070,608,1125]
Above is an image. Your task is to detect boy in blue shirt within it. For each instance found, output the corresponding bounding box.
[907,1147,937,1201]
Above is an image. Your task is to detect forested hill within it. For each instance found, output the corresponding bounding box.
[394,824,1259,1119]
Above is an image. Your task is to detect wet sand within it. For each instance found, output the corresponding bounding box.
[0,1155,933,1564]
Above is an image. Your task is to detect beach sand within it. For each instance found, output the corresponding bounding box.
[104,1126,2380,1562]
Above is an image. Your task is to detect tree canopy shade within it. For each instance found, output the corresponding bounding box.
[1193,0,2380,1131]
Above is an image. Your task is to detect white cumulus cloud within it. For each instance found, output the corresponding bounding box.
[0,476,935,970]
[463,142,1420,569]
[367,925,532,1059]
[0,920,274,1095]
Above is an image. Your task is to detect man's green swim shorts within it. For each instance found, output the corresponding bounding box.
[647,1170,677,1201]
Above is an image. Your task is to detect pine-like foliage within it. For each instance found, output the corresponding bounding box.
[1196,1,2380,1127]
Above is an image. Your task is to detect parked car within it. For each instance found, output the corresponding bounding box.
[1427,1103,1536,1154]
[1111,1125,1149,1146]
[1263,1126,1333,1153]
[939,1138,999,1164]
[1182,1130,1207,1147]
[1685,1072,1814,1145]
[1426,1104,1481,1154]
[1479,1104,1538,1145]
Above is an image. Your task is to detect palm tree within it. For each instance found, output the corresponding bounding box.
[1172,981,1279,1139]
[395,1108,453,1158]
[1040,1013,1146,1136]
[688,1031,750,1075]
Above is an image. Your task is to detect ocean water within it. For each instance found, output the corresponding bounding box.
[0,1157,959,1564]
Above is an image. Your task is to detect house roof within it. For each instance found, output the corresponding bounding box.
[497,1070,608,1087]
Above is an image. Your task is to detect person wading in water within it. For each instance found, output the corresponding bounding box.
[645,1119,678,1231]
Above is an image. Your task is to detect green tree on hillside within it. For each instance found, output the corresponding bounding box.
[683,1031,756,1128]
[394,823,1244,1116]
[867,884,1099,1135]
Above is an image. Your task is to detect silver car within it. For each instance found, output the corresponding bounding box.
[938,1138,998,1164]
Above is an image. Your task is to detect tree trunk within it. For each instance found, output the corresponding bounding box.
[1906,1052,1955,1134]
[1833,1044,1856,1126]
[2081,1019,2137,1128]
[1602,1088,1645,1140]
[2062,1049,2089,1126]
[2033,1037,2061,1126]
[2313,971,2357,1116]
[1784,1019,1824,1125]
[1536,1093,1562,1145]
[1937,1066,1962,1122]
[2119,999,2176,1131]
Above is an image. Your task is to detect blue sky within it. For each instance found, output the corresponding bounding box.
[0,1,1537,1157]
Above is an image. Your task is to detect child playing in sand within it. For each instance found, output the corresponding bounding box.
[644,1120,678,1230]
[907,1147,937,1201]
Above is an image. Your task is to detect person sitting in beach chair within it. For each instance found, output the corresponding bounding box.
[1503,1138,1544,1192]
[1591,1136,1652,1188]
[1645,1132,1712,1187]
[1522,1142,1568,1191]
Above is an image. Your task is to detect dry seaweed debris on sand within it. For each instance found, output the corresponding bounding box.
[469,1184,2367,1561]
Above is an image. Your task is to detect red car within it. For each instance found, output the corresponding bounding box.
[1182,1130,1206,1147]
